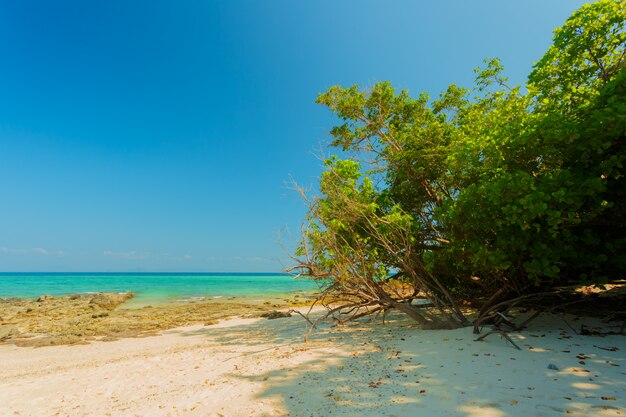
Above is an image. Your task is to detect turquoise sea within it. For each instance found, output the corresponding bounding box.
[0,273,317,306]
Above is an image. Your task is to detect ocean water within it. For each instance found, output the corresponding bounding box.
[0,273,317,305]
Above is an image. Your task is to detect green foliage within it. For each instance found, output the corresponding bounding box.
[297,0,626,302]
[528,0,625,113]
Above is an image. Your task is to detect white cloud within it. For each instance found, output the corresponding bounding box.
[102,251,193,262]
[102,250,148,260]
[246,256,268,262]
[170,254,193,261]
[0,247,62,256]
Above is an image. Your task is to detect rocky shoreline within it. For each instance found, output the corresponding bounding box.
[0,292,307,347]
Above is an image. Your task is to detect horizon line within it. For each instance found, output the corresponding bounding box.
[0,271,292,274]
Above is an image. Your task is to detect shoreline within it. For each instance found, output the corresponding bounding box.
[121,290,317,309]
[0,292,315,347]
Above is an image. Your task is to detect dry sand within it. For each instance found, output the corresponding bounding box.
[0,309,624,417]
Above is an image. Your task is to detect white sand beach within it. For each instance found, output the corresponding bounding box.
[0,310,624,417]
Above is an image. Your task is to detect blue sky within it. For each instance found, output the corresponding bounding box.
[0,0,587,272]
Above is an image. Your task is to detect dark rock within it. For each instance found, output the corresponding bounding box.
[261,311,292,320]
[89,292,133,309]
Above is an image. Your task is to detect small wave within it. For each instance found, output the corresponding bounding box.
[175,296,206,302]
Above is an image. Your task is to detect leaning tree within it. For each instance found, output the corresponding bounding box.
[289,0,626,333]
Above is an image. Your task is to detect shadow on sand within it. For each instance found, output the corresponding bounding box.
[168,310,625,417]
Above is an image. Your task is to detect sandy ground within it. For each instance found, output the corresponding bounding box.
[0,310,624,417]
